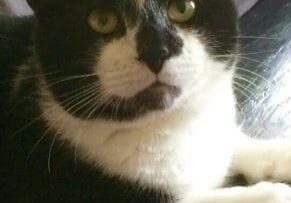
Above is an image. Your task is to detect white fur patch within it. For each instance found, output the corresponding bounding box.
[96,29,156,99]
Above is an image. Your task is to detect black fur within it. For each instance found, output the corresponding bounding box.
[1,0,238,202]
[0,15,33,86]
[190,0,238,56]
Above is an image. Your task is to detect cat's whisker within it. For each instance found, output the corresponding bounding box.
[235,56,271,67]
[78,89,108,119]
[64,91,100,117]
[46,90,101,168]
[107,97,122,121]
[235,67,272,85]
[94,94,117,120]
[46,93,96,173]
[234,97,244,112]
[233,88,252,106]
[65,98,98,166]
[214,54,272,68]
[233,82,255,101]
[59,85,100,108]
[68,89,106,116]
[73,124,86,167]
[12,84,98,137]
[11,114,45,137]
[27,132,47,161]
[29,113,61,165]
[57,90,103,121]
[25,73,98,99]
[27,105,69,162]
[234,35,282,40]
[44,73,99,88]
[56,83,99,99]
[54,90,99,167]
[41,87,99,123]
[47,134,57,174]
[7,78,99,115]
[213,49,277,58]
[233,75,261,91]
[86,91,113,120]
[0,71,59,86]
[113,98,123,121]
[46,109,73,173]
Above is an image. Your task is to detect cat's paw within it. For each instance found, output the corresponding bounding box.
[252,182,291,203]
[236,142,291,183]
[180,182,291,203]
[272,147,291,182]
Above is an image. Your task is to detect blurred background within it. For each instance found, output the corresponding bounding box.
[0,0,291,139]
[236,0,291,139]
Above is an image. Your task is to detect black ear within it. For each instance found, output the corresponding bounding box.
[26,0,49,11]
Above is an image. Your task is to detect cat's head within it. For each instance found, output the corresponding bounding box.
[28,0,238,121]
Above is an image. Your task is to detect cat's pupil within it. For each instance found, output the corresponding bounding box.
[98,15,109,26]
[176,1,186,13]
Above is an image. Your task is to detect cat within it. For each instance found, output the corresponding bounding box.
[1,0,291,202]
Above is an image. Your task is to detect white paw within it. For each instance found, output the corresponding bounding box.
[272,146,291,182]
[236,141,291,183]
[253,182,291,203]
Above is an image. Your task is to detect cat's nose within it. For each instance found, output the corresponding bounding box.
[136,12,183,74]
[138,46,170,74]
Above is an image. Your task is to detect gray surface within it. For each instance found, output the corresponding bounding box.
[234,0,259,16]
[237,0,291,138]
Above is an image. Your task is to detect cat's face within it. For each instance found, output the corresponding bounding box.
[29,0,238,121]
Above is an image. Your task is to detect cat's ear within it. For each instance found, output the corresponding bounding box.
[27,0,39,11]
[26,0,48,12]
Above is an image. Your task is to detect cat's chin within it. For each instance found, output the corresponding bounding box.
[135,82,181,111]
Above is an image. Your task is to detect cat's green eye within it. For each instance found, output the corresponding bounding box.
[168,0,196,23]
[88,10,118,34]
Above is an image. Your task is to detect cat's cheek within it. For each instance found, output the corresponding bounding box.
[158,53,209,91]
[159,56,204,88]
[93,29,156,99]
[97,61,155,99]
[158,37,209,92]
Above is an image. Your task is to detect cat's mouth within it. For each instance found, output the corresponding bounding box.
[134,81,181,110]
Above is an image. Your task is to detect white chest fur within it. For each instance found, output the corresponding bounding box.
[40,72,243,197]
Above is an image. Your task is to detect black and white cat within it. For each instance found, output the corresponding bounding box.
[1,0,291,202]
